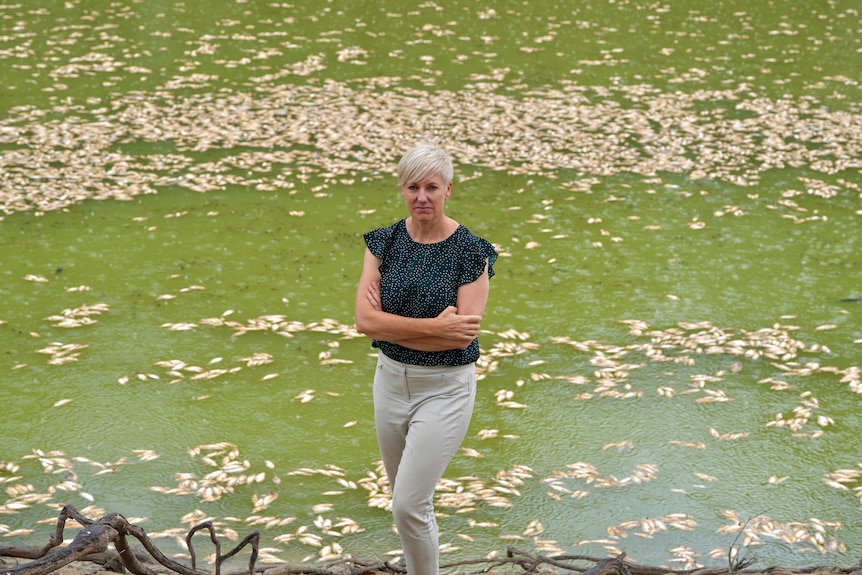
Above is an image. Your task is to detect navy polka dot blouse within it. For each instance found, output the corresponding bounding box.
[363,219,497,366]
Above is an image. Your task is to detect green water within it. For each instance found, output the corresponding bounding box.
[1,0,861,571]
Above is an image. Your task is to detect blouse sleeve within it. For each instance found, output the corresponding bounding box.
[459,236,498,285]
[363,224,395,259]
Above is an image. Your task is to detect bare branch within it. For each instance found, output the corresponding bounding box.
[2,509,861,575]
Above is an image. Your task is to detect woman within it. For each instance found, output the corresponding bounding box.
[355,144,497,575]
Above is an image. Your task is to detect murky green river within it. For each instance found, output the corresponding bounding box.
[1,0,861,571]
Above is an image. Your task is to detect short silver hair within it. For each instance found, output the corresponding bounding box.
[397,144,454,187]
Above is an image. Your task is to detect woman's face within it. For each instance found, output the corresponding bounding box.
[400,172,452,222]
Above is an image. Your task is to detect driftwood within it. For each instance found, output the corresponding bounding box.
[2,506,862,575]
[0,505,258,575]
[0,546,152,573]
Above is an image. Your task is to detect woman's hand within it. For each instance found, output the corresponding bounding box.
[435,306,482,344]
[366,281,382,311]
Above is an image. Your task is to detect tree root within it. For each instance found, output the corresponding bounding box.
[0,505,256,575]
[2,506,861,575]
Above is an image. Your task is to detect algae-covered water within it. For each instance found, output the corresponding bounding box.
[1,0,860,570]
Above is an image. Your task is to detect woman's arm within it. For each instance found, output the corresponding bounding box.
[354,248,482,347]
[390,260,490,351]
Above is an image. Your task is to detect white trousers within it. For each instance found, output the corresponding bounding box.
[373,352,477,575]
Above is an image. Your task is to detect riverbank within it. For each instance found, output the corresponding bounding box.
[5,547,862,575]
